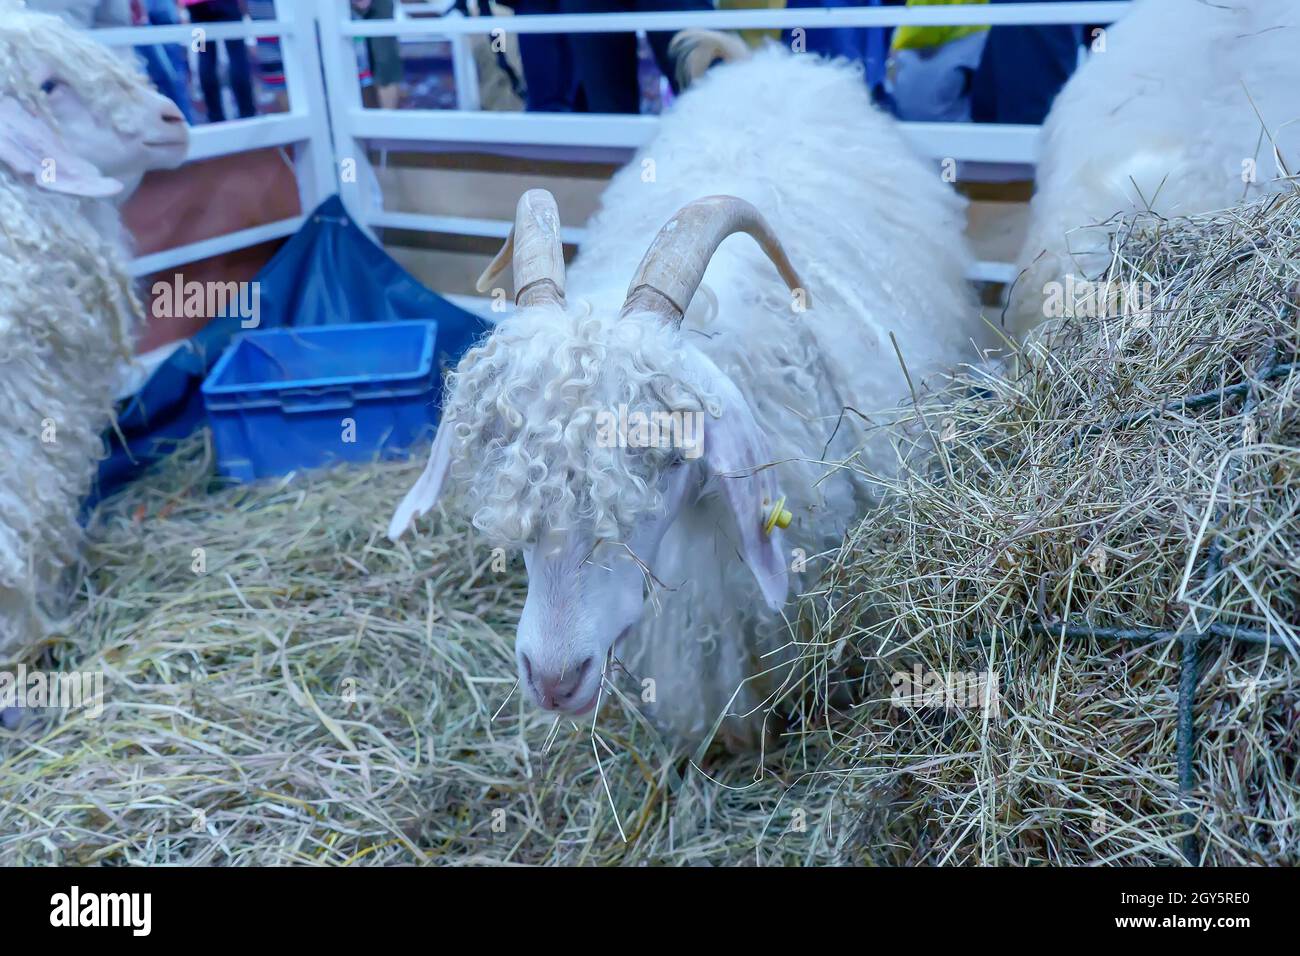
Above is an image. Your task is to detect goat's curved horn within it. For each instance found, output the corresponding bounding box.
[475,188,566,308]
[620,195,808,323]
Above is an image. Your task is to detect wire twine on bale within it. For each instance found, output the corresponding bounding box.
[791,190,1300,866]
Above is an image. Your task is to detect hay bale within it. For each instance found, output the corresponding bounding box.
[0,435,853,865]
[803,192,1300,865]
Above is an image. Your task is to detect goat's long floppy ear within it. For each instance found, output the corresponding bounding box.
[0,98,123,198]
[701,366,789,611]
[388,420,455,540]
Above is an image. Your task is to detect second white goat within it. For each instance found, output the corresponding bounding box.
[1010,0,1300,339]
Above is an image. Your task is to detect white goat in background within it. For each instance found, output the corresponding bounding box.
[1010,0,1300,339]
[391,39,983,746]
[0,1,188,657]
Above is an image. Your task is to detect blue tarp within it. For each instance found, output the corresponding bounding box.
[93,194,491,507]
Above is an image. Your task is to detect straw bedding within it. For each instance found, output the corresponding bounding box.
[791,191,1300,865]
[2,192,1297,867]
[0,437,857,865]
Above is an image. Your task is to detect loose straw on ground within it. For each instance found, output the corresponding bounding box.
[0,436,852,865]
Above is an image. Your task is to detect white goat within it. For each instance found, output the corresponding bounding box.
[1010,0,1300,339]
[0,1,188,657]
[390,41,983,746]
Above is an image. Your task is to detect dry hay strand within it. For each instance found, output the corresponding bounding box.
[0,434,861,865]
[795,191,1300,865]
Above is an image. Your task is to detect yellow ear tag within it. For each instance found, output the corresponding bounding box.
[763,495,792,536]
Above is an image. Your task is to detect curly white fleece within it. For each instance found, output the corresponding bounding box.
[443,305,718,545]
[0,4,146,657]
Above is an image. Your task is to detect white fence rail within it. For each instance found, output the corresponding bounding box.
[95,0,1132,285]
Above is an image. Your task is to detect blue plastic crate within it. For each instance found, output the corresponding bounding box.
[201,321,441,482]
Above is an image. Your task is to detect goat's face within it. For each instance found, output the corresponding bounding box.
[0,10,189,199]
[32,66,189,191]
[390,188,800,719]
[514,459,694,714]
[391,317,791,717]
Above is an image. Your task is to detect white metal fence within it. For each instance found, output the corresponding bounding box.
[95,0,1133,288]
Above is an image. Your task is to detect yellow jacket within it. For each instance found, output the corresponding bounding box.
[890,0,989,53]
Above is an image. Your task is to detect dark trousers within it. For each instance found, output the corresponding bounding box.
[189,0,257,122]
[971,0,1083,125]
[513,0,711,114]
[512,0,580,111]
[138,0,196,123]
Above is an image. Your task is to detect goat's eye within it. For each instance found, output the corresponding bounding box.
[40,78,63,95]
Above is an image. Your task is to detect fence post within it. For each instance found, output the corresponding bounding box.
[277,0,339,214]
[314,0,380,232]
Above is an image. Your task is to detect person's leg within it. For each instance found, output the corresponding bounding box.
[513,0,578,111]
[224,36,258,118]
[188,3,227,122]
[138,1,196,123]
[560,0,639,114]
[147,0,190,78]
[187,1,252,120]
[196,0,258,118]
[365,0,403,109]
[971,0,1082,124]
[138,43,197,123]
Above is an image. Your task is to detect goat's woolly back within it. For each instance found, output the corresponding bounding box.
[1011,0,1300,338]
[0,3,153,654]
[0,178,137,584]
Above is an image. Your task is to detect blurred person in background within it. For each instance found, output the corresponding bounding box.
[782,0,874,79]
[566,0,713,114]
[246,0,290,113]
[706,0,901,100]
[509,0,711,115]
[716,0,781,48]
[510,0,580,111]
[884,0,988,122]
[351,0,403,109]
[136,0,197,123]
[182,0,257,121]
[883,0,1083,125]
[970,0,1084,124]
